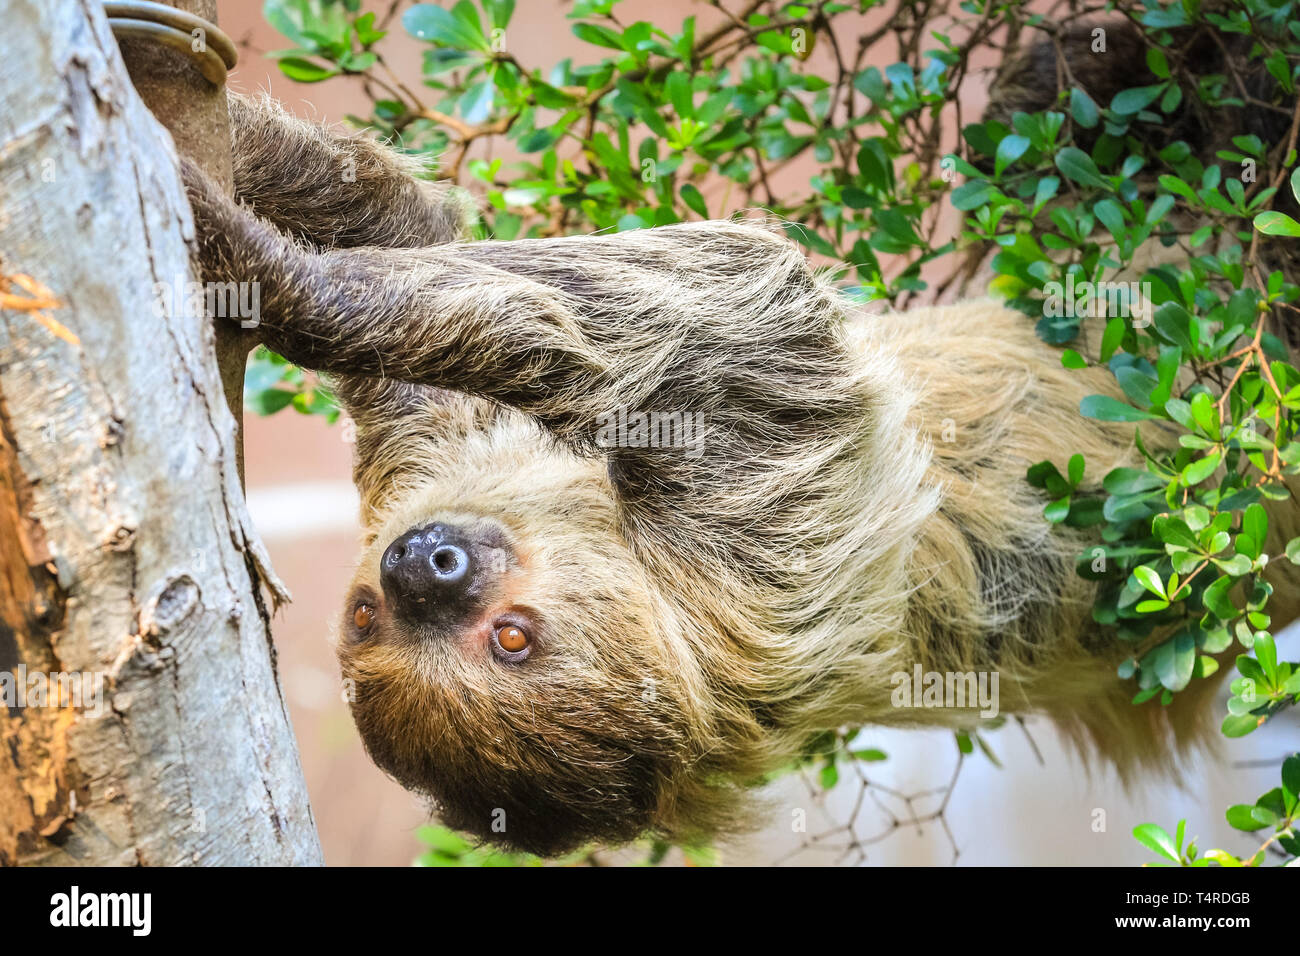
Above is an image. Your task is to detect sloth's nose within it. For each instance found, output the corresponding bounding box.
[380,524,474,622]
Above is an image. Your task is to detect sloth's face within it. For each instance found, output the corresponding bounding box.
[333,482,701,857]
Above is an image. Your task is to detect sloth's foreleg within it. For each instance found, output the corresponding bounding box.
[226,91,468,251]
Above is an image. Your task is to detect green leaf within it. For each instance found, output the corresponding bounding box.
[951,180,994,211]
[1250,804,1279,828]
[1146,48,1170,79]
[1201,849,1243,866]
[1182,451,1221,485]
[1282,753,1300,800]
[246,388,295,415]
[1158,174,1196,201]
[819,762,839,789]
[1070,88,1100,128]
[1195,655,1220,679]
[264,0,315,48]
[1254,631,1278,682]
[405,3,490,49]
[1056,147,1108,189]
[1154,515,1199,550]
[1202,575,1237,620]
[995,135,1030,177]
[1100,317,1125,362]
[1145,194,1175,228]
[1093,198,1126,240]
[571,21,625,50]
[244,356,289,394]
[1132,823,1179,861]
[1154,632,1195,692]
[1114,366,1156,408]
[1164,397,1194,430]
[1061,349,1087,369]
[854,66,886,102]
[666,70,694,119]
[1134,565,1166,599]
[459,80,495,123]
[1067,453,1085,486]
[1080,395,1158,422]
[417,824,473,855]
[841,187,871,209]
[1214,554,1252,576]
[276,57,340,82]
[1107,467,1165,496]
[1243,503,1268,550]
[1183,505,1210,532]
[1044,495,1071,523]
[516,126,563,152]
[1189,392,1217,435]
[851,748,887,762]
[1153,302,1196,353]
[1110,84,1167,115]
[1222,713,1262,737]
[1225,804,1270,831]
[679,183,708,218]
[1024,177,1057,217]
[1254,210,1300,237]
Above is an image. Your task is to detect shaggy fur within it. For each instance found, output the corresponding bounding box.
[183,92,1300,856]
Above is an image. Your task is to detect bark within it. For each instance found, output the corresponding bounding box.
[0,0,321,864]
[113,0,255,480]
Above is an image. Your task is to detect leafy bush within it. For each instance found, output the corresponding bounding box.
[257,0,1299,866]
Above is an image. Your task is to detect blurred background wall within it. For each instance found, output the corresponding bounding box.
[219,0,1299,865]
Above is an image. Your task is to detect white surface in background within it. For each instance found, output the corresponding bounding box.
[246,480,360,541]
[734,622,1300,866]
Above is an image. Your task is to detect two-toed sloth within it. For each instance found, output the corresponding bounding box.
[189,35,1299,856]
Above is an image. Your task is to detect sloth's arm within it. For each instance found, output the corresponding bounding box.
[227,91,468,250]
[225,94,476,423]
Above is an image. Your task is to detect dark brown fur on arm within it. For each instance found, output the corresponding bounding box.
[223,92,478,431]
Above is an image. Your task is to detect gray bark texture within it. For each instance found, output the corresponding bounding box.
[0,0,322,864]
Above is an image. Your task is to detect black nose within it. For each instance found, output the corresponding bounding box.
[380,524,474,623]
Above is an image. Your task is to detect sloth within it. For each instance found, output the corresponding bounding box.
[186,67,1300,857]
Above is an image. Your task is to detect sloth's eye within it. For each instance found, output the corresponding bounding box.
[492,624,531,660]
[353,604,376,631]
[497,625,528,651]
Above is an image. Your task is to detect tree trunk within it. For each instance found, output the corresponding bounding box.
[113,0,256,481]
[0,0,321,864]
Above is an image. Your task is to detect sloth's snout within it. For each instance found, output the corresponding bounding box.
[381,524,475,624]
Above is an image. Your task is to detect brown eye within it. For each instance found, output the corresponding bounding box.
[496,625,529,652]
[353,604,375,631]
